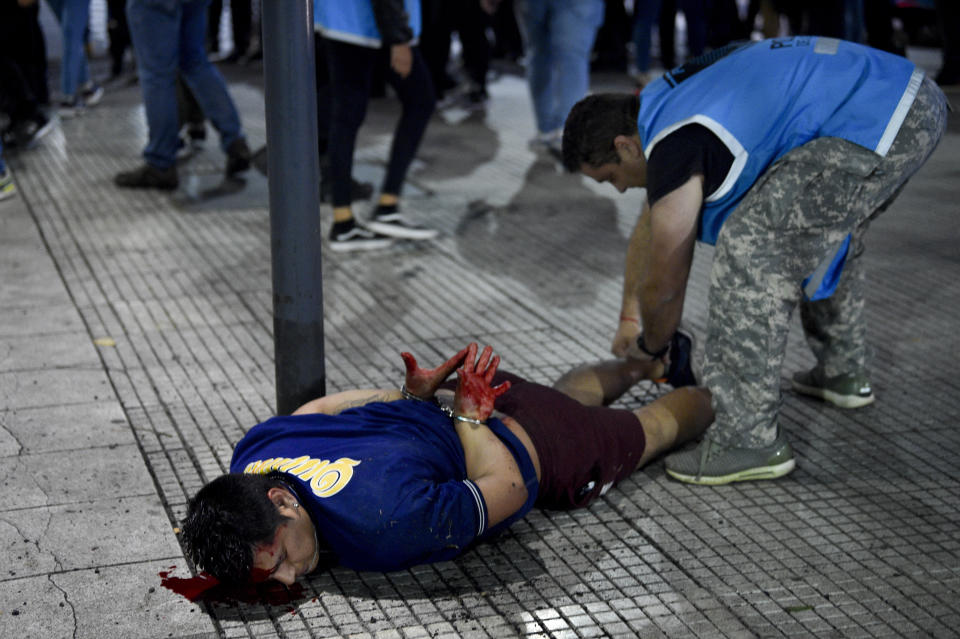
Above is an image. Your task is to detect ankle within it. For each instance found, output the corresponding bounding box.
[332,207,353,223]
[378,193,399,207]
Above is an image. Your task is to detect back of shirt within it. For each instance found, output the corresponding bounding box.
[231,400,487,571]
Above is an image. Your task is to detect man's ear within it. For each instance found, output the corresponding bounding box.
[613,134,642,160]
[266,486,296,512]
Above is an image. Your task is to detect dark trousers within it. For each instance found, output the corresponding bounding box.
[106,0,130,76]
[207,0,251,54]
[658,0,708,69]
[420,0,491,99]
[0,58,42,125]
[935,0,959,79]
[863,0,901,55]
[322,37,435,207]
[0,0,49,107]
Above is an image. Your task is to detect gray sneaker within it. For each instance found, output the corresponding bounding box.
[791,368,874,408]
[664,429,795,485]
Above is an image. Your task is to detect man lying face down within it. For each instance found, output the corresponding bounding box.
[180,339,713,585]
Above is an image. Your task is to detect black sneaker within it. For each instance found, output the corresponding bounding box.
[329,220,393,252]
[225,137,251,176]
[115,163,179,190]
[366,206,439,240]
[662,327,698,388]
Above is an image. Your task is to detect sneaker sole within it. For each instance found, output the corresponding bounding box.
[25,118,57,148]
[791,379,875,409]
[366,220,439,240]
[665,458,796,485]
[0,185,16,201]
[328,239,394,252]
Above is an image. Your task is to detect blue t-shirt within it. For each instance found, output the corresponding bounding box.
[230,399,538,572]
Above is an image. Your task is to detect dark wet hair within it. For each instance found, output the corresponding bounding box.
[562,93,641,173]
[180,472,289,584]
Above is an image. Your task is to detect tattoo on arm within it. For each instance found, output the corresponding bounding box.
[329,390,399,413]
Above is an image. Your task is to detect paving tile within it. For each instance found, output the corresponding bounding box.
[0,563,216,639]
[0,444,152,510]
[0,367,113,410]
[0,304,86,338]
[0,494,179,578]
[0,331,99,373]
[0,401,132,456]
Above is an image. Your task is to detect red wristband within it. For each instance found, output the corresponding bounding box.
[619,315,640,324]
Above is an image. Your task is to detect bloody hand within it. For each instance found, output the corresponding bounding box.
[400,346,469,399]
[454,343,511,423]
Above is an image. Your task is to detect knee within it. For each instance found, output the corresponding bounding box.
[331,100,367,133]
[403,89,435,121]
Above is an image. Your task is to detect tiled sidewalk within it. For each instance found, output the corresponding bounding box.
[1,53,958,639]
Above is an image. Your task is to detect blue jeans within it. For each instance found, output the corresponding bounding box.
[47,0,91,98]
[515,0,605,135]
[126,0,243,169]
[0,138,6,174]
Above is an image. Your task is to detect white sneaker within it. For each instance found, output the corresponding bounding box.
[366,210,439,240]
[82,83,104,107]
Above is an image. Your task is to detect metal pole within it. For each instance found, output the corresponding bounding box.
[261,0,326,414]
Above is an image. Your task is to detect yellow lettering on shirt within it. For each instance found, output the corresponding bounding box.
[243,456,360,498]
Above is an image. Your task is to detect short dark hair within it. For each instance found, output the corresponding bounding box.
[180,472,289,583]
[562,93,641,172]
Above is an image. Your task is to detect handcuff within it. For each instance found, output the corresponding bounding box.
[401,384,487,425]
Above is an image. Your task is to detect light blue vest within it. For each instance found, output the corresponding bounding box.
[315,0,421,48]
[637,37,922,299]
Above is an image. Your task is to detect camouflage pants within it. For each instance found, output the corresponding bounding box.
[703,75,949,447]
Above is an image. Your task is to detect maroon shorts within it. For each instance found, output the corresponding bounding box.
[489,371,647,509]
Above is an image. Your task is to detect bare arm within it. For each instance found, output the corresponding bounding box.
[292,389,402,415]
[638,175,702,353]
[614,176,701,357]
[454,344,528,527]
[612,198,653,356]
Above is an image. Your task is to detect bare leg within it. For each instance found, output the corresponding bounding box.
[552,357,665,406]
[635,387,714,467]
[552,356,713,468]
